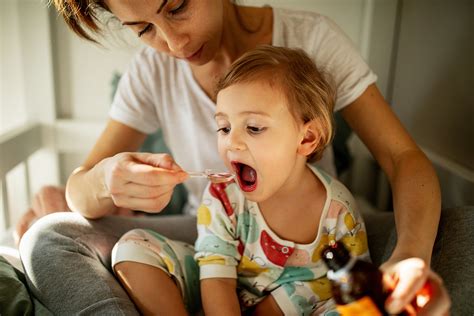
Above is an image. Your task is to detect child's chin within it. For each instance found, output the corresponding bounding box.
[241,189,269,203]
[242,193,261,203]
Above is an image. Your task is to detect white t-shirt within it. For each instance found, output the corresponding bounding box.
[109,7,377,214]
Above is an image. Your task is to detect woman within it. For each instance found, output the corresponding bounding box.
[20,0,450,314]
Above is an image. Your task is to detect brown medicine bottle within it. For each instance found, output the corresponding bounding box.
[321,241,411,316]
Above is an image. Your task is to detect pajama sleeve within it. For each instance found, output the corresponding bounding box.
[194,182,242,279]
[334,197,370,261]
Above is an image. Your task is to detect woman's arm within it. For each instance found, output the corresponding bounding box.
[201,278,240,316]
[341,83,441,263]
[341,84,449,313]
[66,119,188,219]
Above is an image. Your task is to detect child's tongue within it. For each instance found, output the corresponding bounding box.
[241,165,257,183]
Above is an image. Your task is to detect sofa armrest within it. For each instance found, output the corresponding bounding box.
[362,205,474,315]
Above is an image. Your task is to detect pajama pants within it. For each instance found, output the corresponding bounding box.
[111,229,201,313]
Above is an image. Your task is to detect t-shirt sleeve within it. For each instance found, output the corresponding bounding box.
[312,15,378,111]
[194,182,241,280]
[109,49,160,134]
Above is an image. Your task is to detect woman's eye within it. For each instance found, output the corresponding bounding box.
[138,24,152,37]
[217,127,230,134]
[247,126,266,134]
[169,0,188,16]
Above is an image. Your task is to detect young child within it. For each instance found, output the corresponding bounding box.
[111,46,369,316]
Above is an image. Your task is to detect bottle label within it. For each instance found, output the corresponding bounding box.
[336,296,382,316]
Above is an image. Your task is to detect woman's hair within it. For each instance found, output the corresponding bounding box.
[50,0,110,42]
[51,0,253,43]
[216,45,336,162]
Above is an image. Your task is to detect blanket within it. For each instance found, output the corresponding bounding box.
[0,255,52,316]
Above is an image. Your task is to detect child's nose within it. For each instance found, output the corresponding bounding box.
[227,132,246,151]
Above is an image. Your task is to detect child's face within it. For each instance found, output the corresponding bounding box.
[215,81,307,202]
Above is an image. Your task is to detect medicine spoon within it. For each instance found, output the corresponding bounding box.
[187,169,235,183]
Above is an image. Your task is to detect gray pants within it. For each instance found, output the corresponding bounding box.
[19,212,197,315]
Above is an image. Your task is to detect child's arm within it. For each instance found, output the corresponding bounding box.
[201,278,240,316]
[195,182,242,313]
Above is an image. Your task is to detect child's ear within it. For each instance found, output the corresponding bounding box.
[297,120,321,157]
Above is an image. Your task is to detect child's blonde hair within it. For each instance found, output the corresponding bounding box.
[215,45,336,162]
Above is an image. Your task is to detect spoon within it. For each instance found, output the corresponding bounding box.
[187,169,235,183]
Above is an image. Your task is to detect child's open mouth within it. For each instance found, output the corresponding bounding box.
[232,162,257,192]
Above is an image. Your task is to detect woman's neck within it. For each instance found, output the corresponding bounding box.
[189,3,273,100]
[203,3,273,69]
[220,4,273,62]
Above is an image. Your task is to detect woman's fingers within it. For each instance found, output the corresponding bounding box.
[111,188,174,213]
[108,153,188,186]
[34,186,70,216]
[14,185,71,245]
[111,182,176,199]
[382,258,429,313]
[122,163,188,186]
[133,152,183,171]
[382,258,451,315]
[417,271,451,316]
[103,152,190,213]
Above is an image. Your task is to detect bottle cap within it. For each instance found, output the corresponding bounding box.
[321,241,351,271]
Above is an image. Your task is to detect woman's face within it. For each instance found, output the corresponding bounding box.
[105,0,225,65]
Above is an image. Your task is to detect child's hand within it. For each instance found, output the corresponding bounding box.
[380,257,451,315]
[101,152,189,213]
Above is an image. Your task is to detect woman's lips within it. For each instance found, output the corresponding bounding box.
[185,45,204,62]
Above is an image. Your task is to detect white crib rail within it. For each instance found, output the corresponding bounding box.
[0,122,42,230]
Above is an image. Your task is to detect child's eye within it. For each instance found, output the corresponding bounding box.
[138,24,153,37]
[217,127,231,134]
[168,0,188,16]
[247,126,266,134]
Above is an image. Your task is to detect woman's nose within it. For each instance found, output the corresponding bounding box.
[159,25,189,55]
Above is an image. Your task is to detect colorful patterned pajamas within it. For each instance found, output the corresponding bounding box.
[112,166,369,315]
[111,229,201,313]
[194,165,370,315]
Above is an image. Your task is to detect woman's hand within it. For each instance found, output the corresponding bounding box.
[14,186,70,245]
[380,257,451,315]
[14,183,145,245]
[99,152,189,214]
